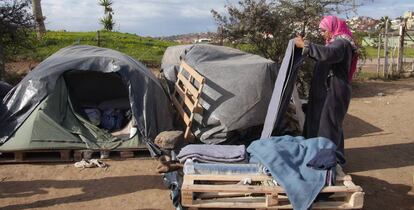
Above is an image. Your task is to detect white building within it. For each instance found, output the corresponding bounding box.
[194,38,211,44]
[404,11,414,30]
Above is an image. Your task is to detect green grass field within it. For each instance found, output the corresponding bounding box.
[365,46,414,58]
[22,31,178,66]
[18,31,414,67]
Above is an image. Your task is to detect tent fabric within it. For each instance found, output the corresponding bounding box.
[161,44,193,84]
[0,45,173,151]
[0,81,12,100]
[0,78,92,150]
[162,44,278,144]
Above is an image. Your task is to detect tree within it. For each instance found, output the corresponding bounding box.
[99,0,115,31]
[32,0,46,38]
[212,0,372,97]
[377,16,391,32]
[0,0,35,80]
[212,0,366,63]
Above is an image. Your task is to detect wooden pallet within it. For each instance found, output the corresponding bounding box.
[0,150,72,163]
[171,61,205,142]
[181,166,364,209]
[73,148,150,161]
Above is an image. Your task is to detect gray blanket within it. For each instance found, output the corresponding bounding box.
[177,144,246,163]
[247,135,337,210]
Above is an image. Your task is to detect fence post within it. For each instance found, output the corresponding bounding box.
[377,34,381,78]
[383,19,389,79]
[397,19,406,76]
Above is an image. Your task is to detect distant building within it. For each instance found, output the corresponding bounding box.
[404,11,414,31]
[391,19,401,30]
[404,11,414,18]
[194,38,211,44]
[347,16,379,32]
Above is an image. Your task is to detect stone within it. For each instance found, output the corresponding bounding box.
[155,130,184,149]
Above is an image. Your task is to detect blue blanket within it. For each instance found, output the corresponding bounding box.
[247,135,337,210]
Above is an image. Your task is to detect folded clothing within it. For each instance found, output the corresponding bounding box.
[306,148,337,170]
[183,159,264,175]
[177,144,246,163]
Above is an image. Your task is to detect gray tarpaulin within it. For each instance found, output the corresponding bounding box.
[261,39,304,139]
[162,44,278,144]
[0,45,173,149]
[0,81,12,100]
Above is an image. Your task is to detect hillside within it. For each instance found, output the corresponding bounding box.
[22,31,179,67]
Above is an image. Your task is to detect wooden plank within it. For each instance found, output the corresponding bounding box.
[182,191,194,206]
[72,149,148,161]
[175,83,196,111]
[343,180,356,187]
[197,192,253,199]
[336,165,348,180]
[266,193,278,207]
[192,197,269,209]
[15,152,24,161]
[0,150,77,163]
[187,199,358,209]
[74,151,83,161]
[120,151,134,158]
[184,174,273,182]
[347,192,364,208]
[172,96,191,125]
[176,81,198,103]
[337,175,353,182]
[184,127,192,142]
[182,174,195,206]
[60,150,71,161]
[321,185,362,193]
[177,73,199,97]
[184,183,362,194]
[181,61,205,84]
[183,184,282,194]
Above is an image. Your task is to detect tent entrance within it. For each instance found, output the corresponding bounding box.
[64,70,134,140]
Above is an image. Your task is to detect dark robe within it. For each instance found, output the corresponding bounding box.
[303,38,354,158]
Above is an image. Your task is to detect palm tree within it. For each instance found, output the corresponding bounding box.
[32,0,46,38]
[377,16,391,32]
[98,0,115,31]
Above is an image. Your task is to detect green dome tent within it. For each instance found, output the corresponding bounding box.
[0,45,173,155]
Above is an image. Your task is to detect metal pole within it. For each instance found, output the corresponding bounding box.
[383,19,389,78]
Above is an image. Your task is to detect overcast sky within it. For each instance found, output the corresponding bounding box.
[42,0,414,37]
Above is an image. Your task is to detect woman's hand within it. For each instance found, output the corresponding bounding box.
[294,36,305,48]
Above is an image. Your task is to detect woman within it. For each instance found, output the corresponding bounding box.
[294,16,358,159]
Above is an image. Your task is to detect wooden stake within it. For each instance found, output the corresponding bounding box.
[397,19,407,75]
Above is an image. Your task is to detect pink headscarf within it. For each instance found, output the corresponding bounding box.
[319,16,358,81]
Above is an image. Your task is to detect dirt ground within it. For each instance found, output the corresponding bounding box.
[1,75,414,209]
